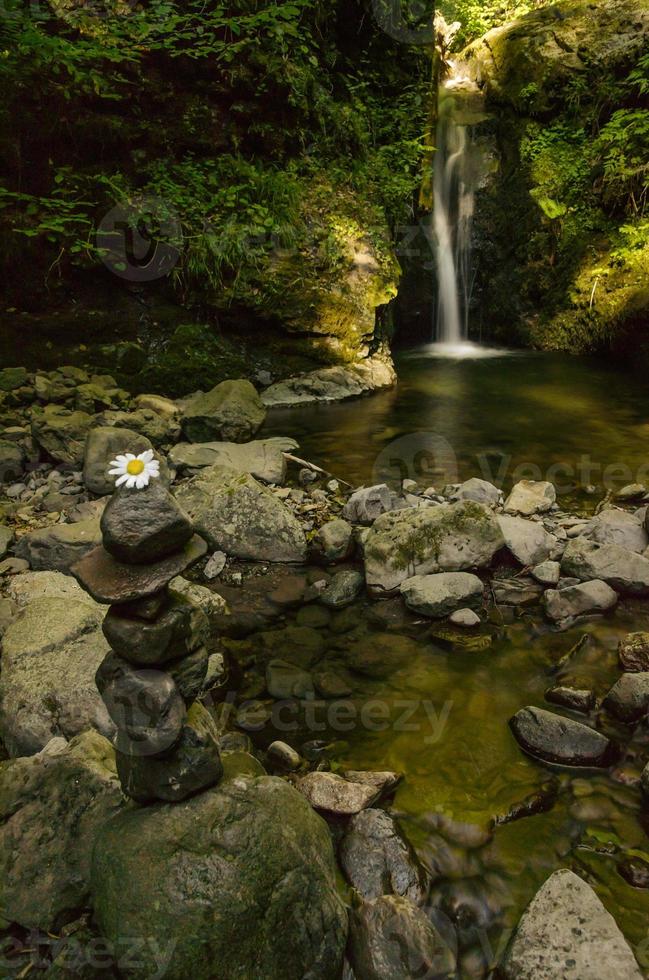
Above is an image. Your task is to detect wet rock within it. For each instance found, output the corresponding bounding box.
[494,780,558,825]
[31,407,94,465]
[296,771,379,815]
[83,427,163,496]
[70,534,207,604]
[258,624,325,667]
[92,773,347,979]
[262,356,396,407]
[497,514,558,566]
[168,575,228,625]
[320,569,364,608]
[364,500,504,593]
[169,436,296,483]
[492,575,544,606]
[14,517,102,572]
[619,857,649,889]
[296,604,332,629]
[501,868,642,979]
[543,579,618,624]
[400,571,483,618]
[203,550,226,578]
[545,686,595,713]
[586,508,649,553]
[339,809,429,903]
[115,702,223,803]
[504,479,556,516]
[509,706,614,767]
[314,669,353,698]
[562,538,649,594]
[0,731,123,931]
[315,518,354,562]
[603,672,649,724]
[176,467,306,562]
[266,659,315,699]
[102,593,208,666]
[343,770,402,797]
[167,644,209,702]
[0,440,24,482]
[181,378,266,443]
[444,477,501,506]
[101,481,193,564]
[0,596,111,756]
[267,740,302,771]
[530,560,561,586]
[449,607,481,627]
[348,894,456,980]
[342,485,393,524]
[97,407,180,446]
[618,632,649,672]
[95,653,186,756]
[344,633,419,678]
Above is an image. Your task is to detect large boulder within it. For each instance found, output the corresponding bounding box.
[31,406,94,465]
[586,508,649,553]
[0,595,111,756]
[181,379,266,443]
[504,480,556,516]
[509,706,614,768]
[444,477,501,506]
[501,869,642,978]
[96,407,180,446]
[602,672,649,724]
[0,732,123,931]
[561,537,649,594]
[339,808,429,904]
[14,518,102,572]
[169,437,297,484]
[261,356,396,408]
[543,580,618,624]
[497,514,558,566]
[363,501,504,593]
[91,774,347,979]
[400,572,483,618]
[83,426,163,496]
[175,467,306,562]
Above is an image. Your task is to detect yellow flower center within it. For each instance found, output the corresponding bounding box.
[126,459,145,476]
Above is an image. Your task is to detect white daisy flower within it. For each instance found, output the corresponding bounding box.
[108,449,160,490]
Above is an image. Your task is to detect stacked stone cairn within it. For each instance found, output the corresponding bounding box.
[70,477,223,803]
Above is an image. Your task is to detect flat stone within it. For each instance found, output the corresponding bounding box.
[14,518,102,572]
[96,652,186,756]
[70,534,207,604]
[339,808,428,904]
[543,579,618,624]
[343,770,402,796]
[296,771,379,815]
[497,514,558,566]
[101,481,193,564]
[501,868,642,978]
[504,480,556,516]
[531,560,561,586]
[102,594,208,666]
[449,607,481,627]
[603,672,649,724]
[400,571,483,618]
[618,632,649,671]
[181,379,266,443]
[115,702,223,803]
[562,537,649,594]
[545,686,595,713]
[169,437,297,484]
[509,706,614,767]
[320,569,364,608]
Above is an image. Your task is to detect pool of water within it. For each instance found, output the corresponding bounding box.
[259,347,649,975]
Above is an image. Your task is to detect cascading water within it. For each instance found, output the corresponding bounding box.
[432,65,481,348]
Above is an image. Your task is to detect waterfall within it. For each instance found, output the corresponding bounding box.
[432,67,479,346]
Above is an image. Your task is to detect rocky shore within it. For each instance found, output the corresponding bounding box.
[1,364,648,977]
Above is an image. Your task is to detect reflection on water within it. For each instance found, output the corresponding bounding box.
[264,349,649,511]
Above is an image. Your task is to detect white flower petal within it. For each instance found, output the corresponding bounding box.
[140,449,155,463]
[114,455,128,463]
[108,468,124,477]
[124,453,136,462]
[126,476,137,489]
[115,473,130,487]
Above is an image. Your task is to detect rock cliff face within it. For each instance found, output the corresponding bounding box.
[459,0,649,360]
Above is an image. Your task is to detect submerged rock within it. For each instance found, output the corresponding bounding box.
[91,774,348,979]
[320,569,364,608]
[363,500,504,593]
[0,731,123,931]
[181,378,266,443]
[339,808,429,904]
[501,869,642,979]
[561,538,649,594]
[509,706,614,767]
[504,480,556,516]
[400,571,483,618]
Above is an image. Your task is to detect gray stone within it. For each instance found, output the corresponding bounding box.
[449,607,481,627]
[342,485,393,525]
[545,686,595,713]
[102,594,208,666]
[501,869,642,979]
[586,508,649,553]
[176,467,306,562]
[166,644,209,703]
[0,731,123,931]
[203,550,226,579]
[0,596,111,756]
[320,569,364,608]
[115,702,223,803]
[261,355,396,407]
[5,569,99,607]
[497,514,558,566]
[0,524,14,558]
[400,571,483,618]
[31,407,94,466]
[339,808,428,903]
[316,518,354,562]
[445,477,501,505]
[14,517,102,572]
[364,500,504,593]
[91,774,348,979]
[349,894,456,980]
[83,427,163,496]
[509,706,614,767]
[543,579,618,624]
[602,672,649,724]
[562,537,649,594]
[296,771,379,815]
[617,483,647,501]
[266,659,315,700]
[133,393,179,418]
[97,407,180,446]
[0,439,25,483]
[96,652,186,757]
[101,481,193,564]
[343,770,402,797]
[169,436,297,483]
[0,366,28,390]
[267,740,302,771]
[619,632,649,672]
[504,480,556,516]
[530,560,561,586]
[168,575,228,625]
[70,534,207,605]
[181,379,266,443]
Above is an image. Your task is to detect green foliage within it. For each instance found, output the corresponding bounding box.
[592,109,649,213]
[438,0,552,47]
